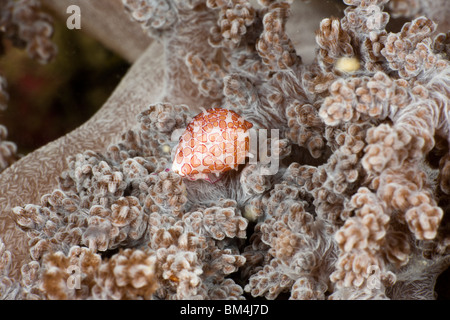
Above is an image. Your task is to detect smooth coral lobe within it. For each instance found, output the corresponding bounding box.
[172,108,253,182]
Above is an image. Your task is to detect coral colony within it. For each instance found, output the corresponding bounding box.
[0,0,449,300]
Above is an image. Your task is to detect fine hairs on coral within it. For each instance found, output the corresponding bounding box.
[0,0,449,300]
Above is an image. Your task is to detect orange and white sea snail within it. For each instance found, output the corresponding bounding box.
[171,108,253,183]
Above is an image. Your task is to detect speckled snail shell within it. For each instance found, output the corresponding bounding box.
[172,108,253,182]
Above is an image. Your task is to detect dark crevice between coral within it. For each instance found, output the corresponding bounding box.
[284,143,332,168]
[386,16,411,33]
[122,183,133,198]
[100,247,120,259]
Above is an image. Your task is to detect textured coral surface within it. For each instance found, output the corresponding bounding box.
[0,0,449,300]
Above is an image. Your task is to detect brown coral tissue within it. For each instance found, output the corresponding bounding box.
[0,0,450,301]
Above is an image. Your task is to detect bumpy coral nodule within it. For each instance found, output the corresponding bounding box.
[0,0,449,300]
